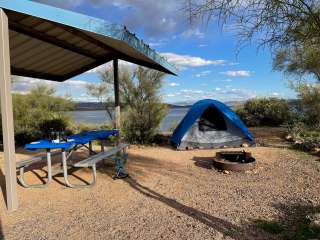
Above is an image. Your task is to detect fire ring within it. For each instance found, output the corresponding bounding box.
[213,151,256,171]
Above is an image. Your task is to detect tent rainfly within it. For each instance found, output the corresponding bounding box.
[0,0,177,211]
[171,99,254,150]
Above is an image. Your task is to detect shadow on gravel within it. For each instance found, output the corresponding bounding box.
[248,202,320,240]
[125,177,252,240]
[0,169,6,239]
[97,153,189,179]
[125,177,320,239]
[192,156,213,169]
[0,168,6,209]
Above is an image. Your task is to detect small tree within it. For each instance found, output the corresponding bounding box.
[99,65,168,144]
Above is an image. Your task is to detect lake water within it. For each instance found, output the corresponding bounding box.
[68,108,189,132]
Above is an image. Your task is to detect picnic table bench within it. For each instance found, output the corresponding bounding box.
[16,151,61,188]
[68,143,129,187]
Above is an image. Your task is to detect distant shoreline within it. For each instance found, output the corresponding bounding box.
[74,102,192,111]
[74,100,249,111]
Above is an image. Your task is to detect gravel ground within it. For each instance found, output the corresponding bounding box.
[0,133,319,239]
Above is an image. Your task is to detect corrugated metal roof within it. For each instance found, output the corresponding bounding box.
[0,0,178,81]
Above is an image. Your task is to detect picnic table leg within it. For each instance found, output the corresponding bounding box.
[18,152,52,188]
[61,150,96,188]
[89,141,93,155]
[46,149,52,182]
[100,140,105,152]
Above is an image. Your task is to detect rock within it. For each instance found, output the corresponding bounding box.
[285,135,293,141]
[223,170,230,174]
[312,147,320,153]
[241,143,249,147]
[295,139,304,145]
[212,231,224,240]
[306,213,320,227]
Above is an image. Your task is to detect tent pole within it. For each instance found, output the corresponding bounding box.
[0,8,18,211]
[113,59,120,132]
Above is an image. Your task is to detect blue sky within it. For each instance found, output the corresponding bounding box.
[13,0,298,104]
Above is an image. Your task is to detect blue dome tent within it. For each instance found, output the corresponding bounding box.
[171,99,254,150]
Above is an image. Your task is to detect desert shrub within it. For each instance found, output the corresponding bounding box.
[69,122,113,134]
[286,122,320,152]
[122,103,167,144]
[120,67,168,144]
[99,66,168,144]
[293,83,320,127]
[284,83,320,153]
[0,84,75,145]
[236,97,291,127]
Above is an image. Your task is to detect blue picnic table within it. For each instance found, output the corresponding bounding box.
[20,130,120,188]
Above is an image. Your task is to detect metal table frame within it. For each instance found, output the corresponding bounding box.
[20,136,110,188]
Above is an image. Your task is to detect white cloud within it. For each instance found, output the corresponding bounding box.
[195,70,211,78]
[272,92,280,96]
[86,60,135,73]
[162,52,226,69]
[12,76,88,94]
[64,79,88,87]
[166,94,176,97]
[181,89,204,94]
[171,87,256,102]
[223,79,233,82]
[199,44,208,48]
[168,82,180,87]
[73,96,98,102]
[32,1,200,38]
[149,42,164,47]
[228,62,240,66]
[148,38,168,48]
[181,28,204,39]
[221,70,252,77]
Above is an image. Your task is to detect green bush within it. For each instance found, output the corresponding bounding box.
[0,84,75,145]
[236,97,291,127]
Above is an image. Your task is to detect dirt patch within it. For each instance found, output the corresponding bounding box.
[0,131,319,239]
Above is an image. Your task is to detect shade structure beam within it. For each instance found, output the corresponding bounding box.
[0,8,18,211]
[9,21,105,60]
[11,67,62,81]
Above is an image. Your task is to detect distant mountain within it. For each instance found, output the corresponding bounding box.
[74,100,246,111]
[75,102,105,111]
[171,100,245,108]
